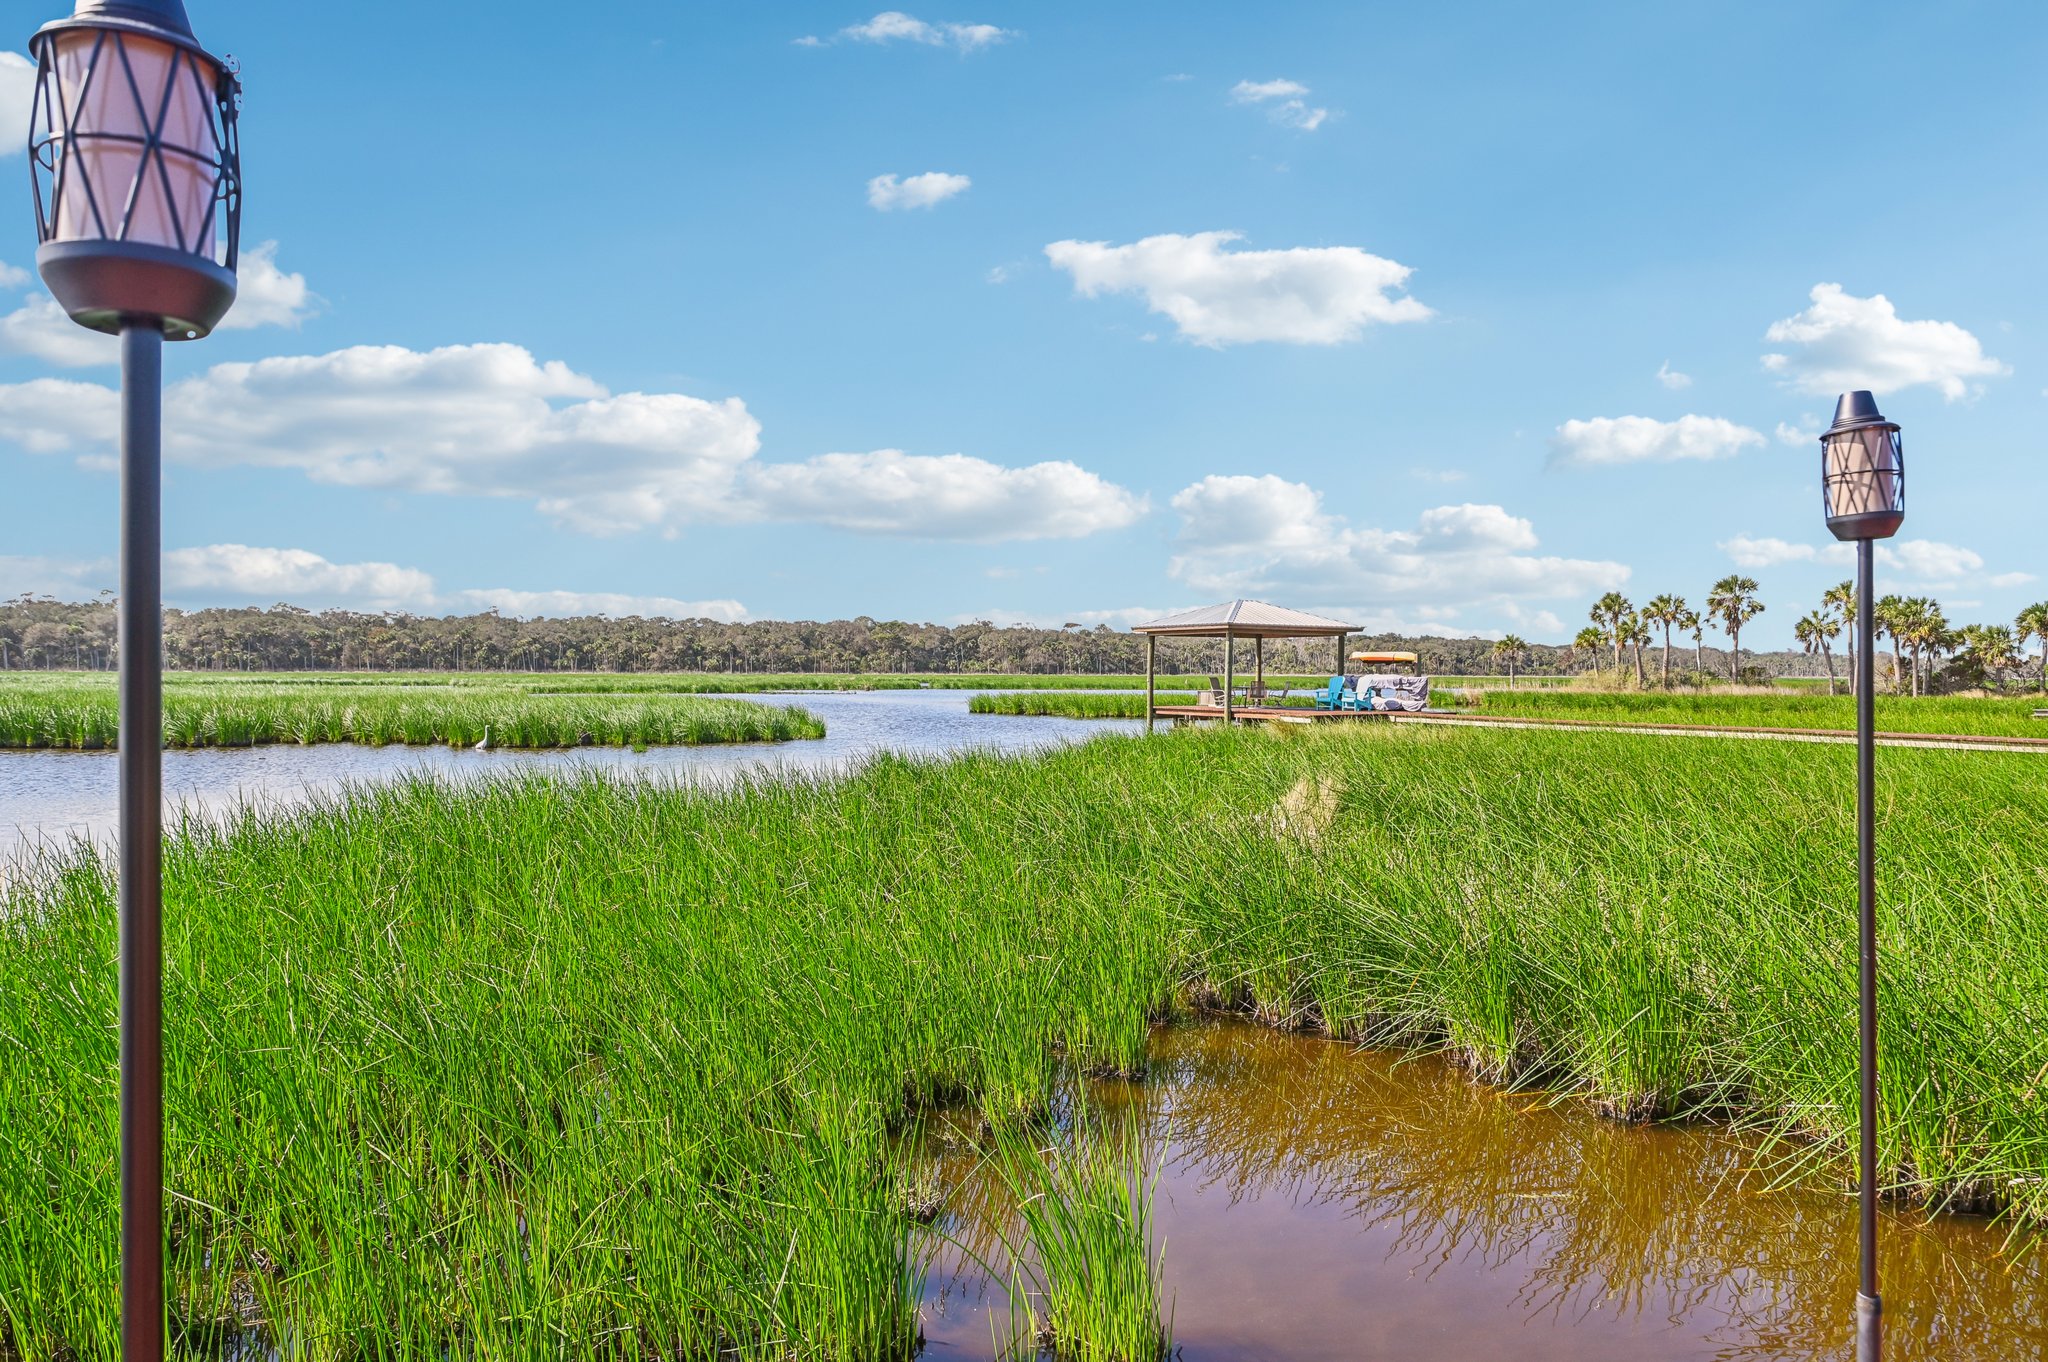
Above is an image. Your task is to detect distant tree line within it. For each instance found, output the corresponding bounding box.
[11,588,2035,686]
[0,596,1578,676]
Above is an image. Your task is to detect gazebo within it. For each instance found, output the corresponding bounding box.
[1130,599,1359,731]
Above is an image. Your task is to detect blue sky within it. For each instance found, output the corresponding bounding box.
[1,0,2044,648]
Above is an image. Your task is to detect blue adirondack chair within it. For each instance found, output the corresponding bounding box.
[1339,680,1371,711]
[1312,676,1345,710]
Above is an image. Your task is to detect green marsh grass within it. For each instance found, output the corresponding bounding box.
[1468,688,2048,738]
[970,693,1193,719]
[0,724,2044,1356]
[0,677,823,749]
[988,1113,1168,1361]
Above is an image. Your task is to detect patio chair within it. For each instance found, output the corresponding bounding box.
[1311,676,1344,710]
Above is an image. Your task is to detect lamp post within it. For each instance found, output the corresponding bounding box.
[1818,389,1904,1362]
[25,3,242,1357]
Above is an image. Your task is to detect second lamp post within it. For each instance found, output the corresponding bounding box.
[1818,388,1905,1362]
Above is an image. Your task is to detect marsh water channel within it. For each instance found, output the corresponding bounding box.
[0,688,1142,856]
[930,1023,2045,1361]
[3,691,2043,1356]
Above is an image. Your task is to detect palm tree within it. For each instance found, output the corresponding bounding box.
[1492,634,1528,688]
[1679,608,1704,682]
[1902,598,1948,696]
[2016,602,2048,695]
[1873,595,1910,694]
[1591,592,1633,674]
[1706,575,1764,683]
[1794,610,1841,694]
[1641,593,1686,688]
[1959,622,2017,691]
[1619,612,1651,688]
[1822,579,1858,697]
[1572,625,1607,675]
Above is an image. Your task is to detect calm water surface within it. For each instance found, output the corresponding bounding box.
[0,689,1139,857]
[923,1023,2047,1361]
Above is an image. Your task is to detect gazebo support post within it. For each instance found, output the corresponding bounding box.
[1145,635,1156,734]
[1255,636,1264,707]
[1335,633,1347,676]
[1223,633,1234,722]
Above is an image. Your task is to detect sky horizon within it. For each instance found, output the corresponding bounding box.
[1,1,2043,649]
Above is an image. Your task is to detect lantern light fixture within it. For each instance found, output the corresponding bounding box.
[25,4,244,1359]
[28,0,242,338]
[1818,389,1906,1362]
[1819,390,1904,543]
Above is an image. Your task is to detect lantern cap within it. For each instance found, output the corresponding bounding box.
[31,0,215,63]
[1821,390,1898,439]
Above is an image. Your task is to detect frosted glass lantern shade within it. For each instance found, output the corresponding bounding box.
[45,30,220,254]
[27,13,241,338]
[1820,425,1904,541]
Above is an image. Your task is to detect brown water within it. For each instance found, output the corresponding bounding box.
[918,1022,2046,1360]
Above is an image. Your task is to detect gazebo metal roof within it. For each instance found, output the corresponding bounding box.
[1130,599,1358,639]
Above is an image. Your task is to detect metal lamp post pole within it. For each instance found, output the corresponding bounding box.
[119,320,166,1359]
[1855,536,1881,1362]
[28,4,245,1354]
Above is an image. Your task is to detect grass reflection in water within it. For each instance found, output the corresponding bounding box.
[921,1024,2046,1362]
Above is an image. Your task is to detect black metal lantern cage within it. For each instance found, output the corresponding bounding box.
[1819,392,1905,543]
[26,1,241,338]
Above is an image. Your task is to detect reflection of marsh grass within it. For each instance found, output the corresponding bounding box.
[1,725,2044,1354]
[0,677,823,748]
[1125,1024,2047,1361]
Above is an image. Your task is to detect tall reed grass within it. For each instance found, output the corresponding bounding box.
[0,679,822,749]
[969,693,1194,719]
[0,724,2041,1357]
[1468,689,2048,738]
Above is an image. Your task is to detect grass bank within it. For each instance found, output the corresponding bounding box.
[1464,688,2048,738]
[1,724,2042,1357]
[0,677,823,749]
[972,691,1192,718]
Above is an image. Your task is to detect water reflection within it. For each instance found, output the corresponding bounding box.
[0,689,1141,857]
[921,1023,2046,1361]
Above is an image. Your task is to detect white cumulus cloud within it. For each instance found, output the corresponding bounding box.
[1045,231,1429,346]
[801,12,1016,50]
[164,544,438,609]
[867,171,971,211]
[1762,284,2008,401]
[1775,419,1820,446]
[217,241,319,331]
[0,53,33,159]
[1719,532,2026,588]
[0,342,1140,544]
[456,589,748,622]
[1549,414,1765,468]
[1718,535,1852,570]
[1229,78,1309,103]
[0,294,119,367]
[2,543,755,619]
[741,449,1146,542]
[1166,474,1628,621]
[1227,77,1330,130]
[0,260,28,290]
[1656,360,1691,390]
[0,552,112,600]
